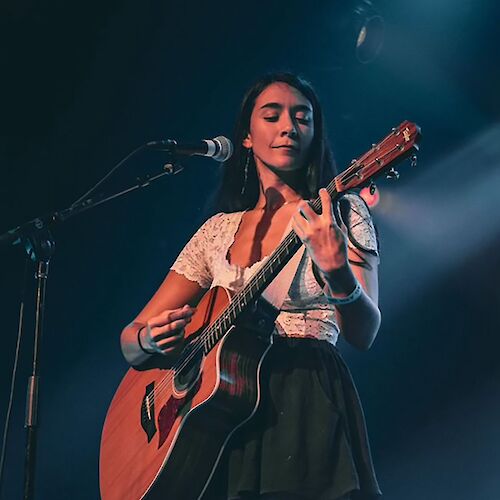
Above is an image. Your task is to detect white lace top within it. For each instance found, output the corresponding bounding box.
[171,193,378,345]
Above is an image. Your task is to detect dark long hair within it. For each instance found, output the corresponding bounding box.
[212,72,337,214]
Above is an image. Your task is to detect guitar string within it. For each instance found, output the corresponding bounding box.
[134,141,412,420]
[134,259,286,424]
[127,139,415,420]
[144,210,306,394]
[138,231,300,417]
[135,141,413,419]
[138,157,360,412]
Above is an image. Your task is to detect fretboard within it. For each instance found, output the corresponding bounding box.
[201,182,341,353]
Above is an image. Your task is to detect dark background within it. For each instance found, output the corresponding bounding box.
[1,1,499,498]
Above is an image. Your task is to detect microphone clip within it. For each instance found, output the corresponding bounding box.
[146,139,177,151]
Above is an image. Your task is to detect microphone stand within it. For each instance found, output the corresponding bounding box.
[0,158,183,500]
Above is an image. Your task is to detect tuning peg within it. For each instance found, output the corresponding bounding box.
[369,181,377,195]
[164,162,183,175]
[410,154,418,167]
[386,168,400,180]
[164,163,175,174]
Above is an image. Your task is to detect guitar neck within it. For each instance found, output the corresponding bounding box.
[201,120,421,352]
[201,184,341,353]
[233,182,341,310]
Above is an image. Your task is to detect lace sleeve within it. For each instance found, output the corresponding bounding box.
[337,193,379,257]
[170,214,221,288]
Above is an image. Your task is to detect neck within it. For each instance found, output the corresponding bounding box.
[254,163,305,211]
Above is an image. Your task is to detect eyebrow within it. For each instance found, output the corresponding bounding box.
[258,102,313,112]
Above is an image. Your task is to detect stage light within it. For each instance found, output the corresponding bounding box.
[335,0,385,65]
[352,1,385,63]
[360,185,380,207]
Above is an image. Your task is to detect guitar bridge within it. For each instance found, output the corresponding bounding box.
[140,382,157,442]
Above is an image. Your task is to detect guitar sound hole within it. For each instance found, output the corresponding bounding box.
[174,347,203,393]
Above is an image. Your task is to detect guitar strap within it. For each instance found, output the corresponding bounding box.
[261,219,305,311]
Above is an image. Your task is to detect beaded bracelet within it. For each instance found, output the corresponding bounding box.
[324,281,363,306]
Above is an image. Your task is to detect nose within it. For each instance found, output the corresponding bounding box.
[280,115,298,138]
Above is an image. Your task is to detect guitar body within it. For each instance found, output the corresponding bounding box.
[99,286,276,500]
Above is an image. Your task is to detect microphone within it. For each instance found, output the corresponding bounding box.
[146,135,233,162]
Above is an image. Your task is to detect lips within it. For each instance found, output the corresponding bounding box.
[274,144,299,151]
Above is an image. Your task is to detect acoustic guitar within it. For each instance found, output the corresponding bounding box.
[99,121,420,499]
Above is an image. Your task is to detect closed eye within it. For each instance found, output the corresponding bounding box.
[296,114,312,124]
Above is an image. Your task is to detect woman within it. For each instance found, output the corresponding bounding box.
[121,73,382,499]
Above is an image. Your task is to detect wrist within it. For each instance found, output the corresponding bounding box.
[323,280,363,305]
[137,326,156,355]
[319,263,355,293]
[319,265,363,305]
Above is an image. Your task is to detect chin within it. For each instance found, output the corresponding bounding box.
[272,161,304,172]
[258,155,306,174]
[269,156,302,169]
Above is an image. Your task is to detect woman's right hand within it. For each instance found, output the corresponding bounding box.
[139,304,195,356]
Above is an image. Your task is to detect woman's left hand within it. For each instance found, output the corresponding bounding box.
[291,188,348,275]
[292,188,381,350]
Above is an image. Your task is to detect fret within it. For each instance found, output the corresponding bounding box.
[232,300,243,317]
[221,315,231,333]
[209,326,217,350]
[202,331,210,354]
[229,304,238,323]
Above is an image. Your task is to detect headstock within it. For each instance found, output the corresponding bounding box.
[334,120,421,193]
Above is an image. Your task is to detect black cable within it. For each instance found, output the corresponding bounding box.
[0,142,156,498]
[0,259,29,498]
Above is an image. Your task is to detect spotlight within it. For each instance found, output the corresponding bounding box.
[337,0,385,65]
[353,1,385,63]
[360,185,380,208]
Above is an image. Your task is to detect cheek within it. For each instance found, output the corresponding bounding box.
[306,125,315,141]
[250,125,273,149]
[303,129,315,151]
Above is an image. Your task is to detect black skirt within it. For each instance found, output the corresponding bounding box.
[204,337,382,500]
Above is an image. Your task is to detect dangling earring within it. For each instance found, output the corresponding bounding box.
[241,148,251,196]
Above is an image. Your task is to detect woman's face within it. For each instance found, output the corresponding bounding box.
[243,82,315,173]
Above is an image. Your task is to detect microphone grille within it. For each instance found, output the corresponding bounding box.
[213,136,234,162]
